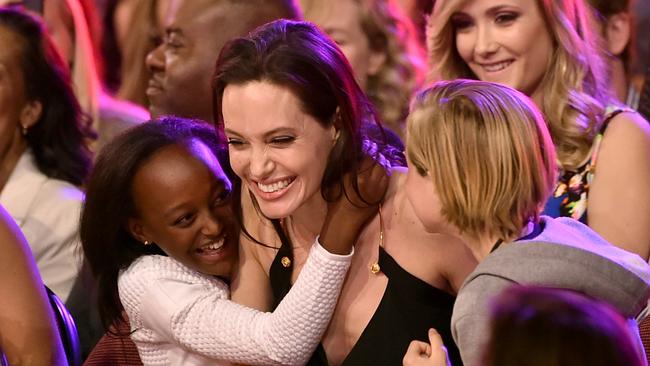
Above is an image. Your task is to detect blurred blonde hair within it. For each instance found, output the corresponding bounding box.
[116,0,161,107]
[428,0,610,170]
[301,0,427,138]
[65,0,101,123]
[406,80,557,241]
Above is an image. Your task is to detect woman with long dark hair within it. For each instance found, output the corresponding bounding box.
[0,6,93,302]
[215,20,476,366]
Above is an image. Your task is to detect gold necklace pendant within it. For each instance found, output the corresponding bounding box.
[281,256,292,268]
[370,204,384,275]
[370,262,381,274]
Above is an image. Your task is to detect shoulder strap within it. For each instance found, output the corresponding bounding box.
[269,219,294,309]
[599,107,627,134]
[590,107,631,167]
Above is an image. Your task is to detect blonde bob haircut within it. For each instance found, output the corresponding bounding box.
[428,0,609,170]
[406,80,557,241]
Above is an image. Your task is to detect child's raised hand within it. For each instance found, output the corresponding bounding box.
[329,153,389,219]
[319,151,390,255]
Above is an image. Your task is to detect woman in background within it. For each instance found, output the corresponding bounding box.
[39,0,149,151]
[0,6,92,302]
[428,0,650,259]
[483,285,644,366]
[587,0,639,107]
[101,0,170,108]
[300,0,426,139]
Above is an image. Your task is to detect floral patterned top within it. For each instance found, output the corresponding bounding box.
[542,106,634,222]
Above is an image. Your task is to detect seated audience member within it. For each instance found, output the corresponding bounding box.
[38,0,149,151]
[81,117,388,365]
[0,6,92,302]
[397,0,434,44]
[634,1,650,121]
[82,318,142,366]
[300,0,426,140]
[0,204,66,365]
[428,0,650,260]
[145,0,300,123]
[483,285,644,366]
[401,80,650,366]
[29,1,151,355]
[587,0,639,107]
[406,285,645,366]
[216,20,476,366]
[639,67,650,121]
[101,0,170,108]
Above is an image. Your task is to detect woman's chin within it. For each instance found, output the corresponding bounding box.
[253,191,303,219]
[258,205,294,220]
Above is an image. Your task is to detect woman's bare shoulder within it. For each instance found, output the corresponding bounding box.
[601,111,650,155]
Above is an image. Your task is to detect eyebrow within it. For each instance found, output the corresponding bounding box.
[224,127,297,139]
[453,4,518,16]
[162,180,229,219]
[485,5,518,15]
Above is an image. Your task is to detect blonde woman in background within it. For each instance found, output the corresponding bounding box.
[300,0,426,139]
[428,0,650,260]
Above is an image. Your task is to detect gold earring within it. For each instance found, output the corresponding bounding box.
[334,130,341,142]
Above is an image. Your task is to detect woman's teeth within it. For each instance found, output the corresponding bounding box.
[483,60,512,72]
[257,179,292,193]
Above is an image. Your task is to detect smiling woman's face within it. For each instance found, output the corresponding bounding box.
[128,140,238,277]
[452,0,553,101]
[222,81,336,219]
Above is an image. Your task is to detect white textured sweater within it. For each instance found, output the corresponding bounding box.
[118,240,352,366]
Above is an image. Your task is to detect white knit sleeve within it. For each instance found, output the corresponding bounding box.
[121,239,351,366]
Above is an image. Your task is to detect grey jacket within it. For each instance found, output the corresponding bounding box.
[452,216,650,366]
